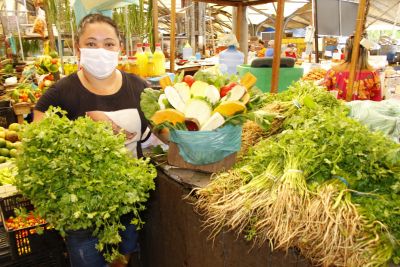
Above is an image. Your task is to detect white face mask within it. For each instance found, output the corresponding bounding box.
[79,48,119,79]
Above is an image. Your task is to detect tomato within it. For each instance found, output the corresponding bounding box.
[183,75,195,87]
[51,59,58,65]
[46,74,54,81]
[220,82,238,97]
[20,93,28,102]
[5,212,46,230]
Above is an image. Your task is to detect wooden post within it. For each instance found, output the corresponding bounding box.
[347,0,367,102]
[209,7,216,55]
[153,0,159,44]
[270,0,285,93]
[236,4,243,43]
[42,0,56,51]
[170,0,176,73]
[312,0,319,63]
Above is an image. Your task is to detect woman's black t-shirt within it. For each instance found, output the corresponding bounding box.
[35,71,151,157]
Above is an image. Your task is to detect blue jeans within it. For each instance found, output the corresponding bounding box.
[65,217,139,267]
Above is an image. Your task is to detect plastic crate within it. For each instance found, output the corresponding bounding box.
[0,194,64,260]
[0,227,11,264]
[0,185,18,199]
[0,248,68,267]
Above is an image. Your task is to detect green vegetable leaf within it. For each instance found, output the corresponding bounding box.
[15,107,157,263]
[140,88,161,120]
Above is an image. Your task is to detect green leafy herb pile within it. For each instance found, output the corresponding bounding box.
[196,81,400,266]
[15,107,156,262]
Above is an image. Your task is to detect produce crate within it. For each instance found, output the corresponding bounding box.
[0,185,17,199]
[0,194,64,260]
[0,227,11,264]
[0,248,68,267]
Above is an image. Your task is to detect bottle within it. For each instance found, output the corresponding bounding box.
[153,43,166,76]
[144,43,154,77]
[218,45,244,75]
[117,56,128,72]
[128,56,138,75]
[195,52,201,60]
[135,43,147,78]
[182,41,193,60]
[147,54,155,77]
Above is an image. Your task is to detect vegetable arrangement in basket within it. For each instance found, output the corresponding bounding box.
[15,107,156,262]
[11,83,42,104]
[140,67,261,131]
[34,52,60,75]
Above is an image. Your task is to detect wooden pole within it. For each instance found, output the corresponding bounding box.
[236,4,243,43]
[346,0,367,102]
[42,0,56,51]
[209,7,216,55]
[270,0,285,93]
[312,0,319,63]
[170,0,176,73]
[153,0,159,44]
[124,6,130,55]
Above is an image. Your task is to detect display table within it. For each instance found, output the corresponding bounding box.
[140,158,314,267]
[166,60,216,75]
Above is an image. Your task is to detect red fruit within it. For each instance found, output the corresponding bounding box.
[46,74,54,81]
[220,82,238,97]
[184,118,200,131]
[51,59,58,64]
[183,75,195,87]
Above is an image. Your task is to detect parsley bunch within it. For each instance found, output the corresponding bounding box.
[15,107,156,262]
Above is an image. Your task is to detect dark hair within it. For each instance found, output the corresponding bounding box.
[345,35,370,70]
[76,13,121,43]
[258,39,265,45]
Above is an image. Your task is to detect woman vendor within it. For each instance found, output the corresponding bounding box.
[323,35,382,101]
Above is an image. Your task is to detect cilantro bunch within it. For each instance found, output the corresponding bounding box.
[15,107,156,262]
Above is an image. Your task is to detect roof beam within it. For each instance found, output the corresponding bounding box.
[249,5,273,17]
[366,0,400,27]
[193,0,277,7]
[243,0,277,6]
[192,0,240,6]
[368,14,397,26]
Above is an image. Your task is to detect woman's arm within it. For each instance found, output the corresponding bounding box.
[323,69,336,90]
[33,110,45,122]
[151,127,169,144]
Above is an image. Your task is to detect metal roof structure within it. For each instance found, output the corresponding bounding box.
[157,0,400,34]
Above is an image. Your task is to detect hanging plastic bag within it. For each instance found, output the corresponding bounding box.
[32,8,46,37]
[346,99,400,143]
[169,124,242,165]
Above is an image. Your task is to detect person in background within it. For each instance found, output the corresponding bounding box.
[323,35,382,101]
[284,43,297,59]
[34,13,166,267]
[340,47,345,60]
[265,40,275,57]
[248,43,257,62]
[256,39,266,57]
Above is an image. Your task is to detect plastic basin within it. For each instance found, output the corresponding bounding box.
[237,64,304,93]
